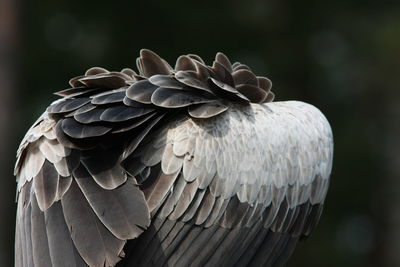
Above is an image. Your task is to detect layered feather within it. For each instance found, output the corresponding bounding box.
[15,49,333,267]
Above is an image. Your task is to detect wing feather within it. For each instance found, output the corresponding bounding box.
[117,101,333,265]
[44,201,87,267]
[30,194,52,267]
[74,165,149,240]
[61,180,125,267]
[15,92,332,266]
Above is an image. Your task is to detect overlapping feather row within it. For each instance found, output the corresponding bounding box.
[55,49,274,118]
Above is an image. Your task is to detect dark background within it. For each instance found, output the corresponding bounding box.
[1,0,399,266]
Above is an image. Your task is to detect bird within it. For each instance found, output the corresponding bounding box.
[14,49,333,267]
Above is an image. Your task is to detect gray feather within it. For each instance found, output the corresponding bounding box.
[61,180,125,267]
[74,166,150,239]
[33,160,59,211]
[30,194,52,267]
[44,201,87,267]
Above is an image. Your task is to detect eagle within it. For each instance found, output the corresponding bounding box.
[14,49,333,267]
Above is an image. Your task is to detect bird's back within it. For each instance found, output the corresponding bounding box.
[14,50,333,267]
[117,101,332,267]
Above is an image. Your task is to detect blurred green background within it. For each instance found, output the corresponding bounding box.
[1,0,399,266]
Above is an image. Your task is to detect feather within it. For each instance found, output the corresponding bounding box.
[122,96,149,108]
[149,75,184,89]
[220,197,249,228]
[33,160,59,211]
[174,225,221,267]
[79,74,127,88]
[257,76,272,91]
[126,80,159,104]
[74,107,106,123]
[209,77,237,93]
[194,190,216,225]
[174,71,214,94]
[21,145,45,184]
[181,189,206,222]
[166,226,203,266]
[151,87,214,108]
[204,196,226,227]
[137,49,173,77]
[215,52,233,73]
[61,180,125,267]
[212,61,235,86]
[175,55,197,71]
[30,194,52,267]
[151,221,187,265]
[74,168,150,239]
[236,84,268,103]
[85,67,109,76]
[188,101,228,119]
[55,86,95,97]
[55,175,72,201]
[122,114,164,160]
[23,202,34,267]
[145,171,180,212]
[247,231,285,267]
[100,106,154,122]
[159,176,187,218]
[54,158,71,177]
[38,140,62,164]
[232,69,259,86]
[204,226,247,266]
[61,118,111,138]
[264,91,275,102]
[182,154,202,183]
[168,179,199,220]
[44,201,87,267]
[47,98,91,114]
[161,143,184,174]
[111,111,157,134]
[221,220,264,266]
[67,103,97,117]
[79,147,126,190]
[187,54,205,64]
[91,89,126,105]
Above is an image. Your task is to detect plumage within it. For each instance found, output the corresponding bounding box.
[188,101,228,119]
[33,160,59,211]
[15,49,333,267]
[126,80,159,104]
[61,180,125,267]
[44,202,87,267]
[151,87,213,108]
[30,194,52,267]
[174,71,213,93]
[100,106,154,122]
[74,107,106,123]
[79,74,127,88]
[74,167,150,239]
[61,117,112,138]
[47,97,91,114]
[91,89,126,105]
